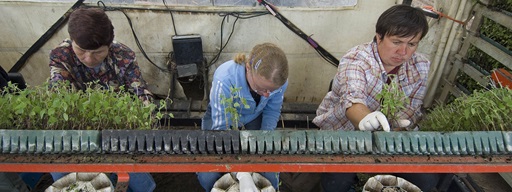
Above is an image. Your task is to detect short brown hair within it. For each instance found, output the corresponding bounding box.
[234,43,288,86]
[376,4,429,40]
[68,7,114,49]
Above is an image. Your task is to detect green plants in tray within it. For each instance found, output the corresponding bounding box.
[419,87,512,131]
[0,81,168,130]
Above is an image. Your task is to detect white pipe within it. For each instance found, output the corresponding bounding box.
[424,0,465,107]
[433,0,468,80]
[442,0,468,77]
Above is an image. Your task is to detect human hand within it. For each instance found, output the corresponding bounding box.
[358,111,390,132]
[143,100,151,107]
[392,119,411,131]
[236,172,259,192]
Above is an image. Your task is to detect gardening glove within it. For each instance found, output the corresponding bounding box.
[359,111,390,132]
[236,172,259,192]
[392,119,412,131]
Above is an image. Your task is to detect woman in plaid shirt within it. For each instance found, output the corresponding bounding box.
[313,4,440,192]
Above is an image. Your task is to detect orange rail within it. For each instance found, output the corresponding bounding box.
[1,154,511,191]
[2,163,512,173]
[1,154,511,173]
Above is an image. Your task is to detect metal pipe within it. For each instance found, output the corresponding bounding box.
[440,0,469,78]
[424,0,465,107]
[2,163,512,173]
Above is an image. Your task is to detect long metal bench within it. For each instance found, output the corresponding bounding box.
[1,130,511,176]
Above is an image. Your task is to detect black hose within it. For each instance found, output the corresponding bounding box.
[9,0,85,73]
[257,0,339,67]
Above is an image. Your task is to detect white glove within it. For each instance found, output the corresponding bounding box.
[358,111,390,132]
[393,119,419,131]
[396,119,411,128]
[236,172,259,192]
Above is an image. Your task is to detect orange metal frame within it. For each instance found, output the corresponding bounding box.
[2,163,512,173]
[491,68,512,89]
[1,154,511,173]
[1,154,511,191]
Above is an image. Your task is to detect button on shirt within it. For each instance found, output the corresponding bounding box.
[312,41,430,130]
[49,39,153,101]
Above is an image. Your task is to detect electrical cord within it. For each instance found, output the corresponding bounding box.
[96,1,267,103]
[97,1,172,73]
[256,0,339,67]
[423,6,466,25]
[95,1,270,71]
[206,12,269,68]
[9,0,84,73]
[97,0,337,72]
[206,13,239,68]
[162,0,179,35]
[163,0,268,70]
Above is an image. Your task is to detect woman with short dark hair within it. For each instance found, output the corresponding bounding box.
[48,7,156,192]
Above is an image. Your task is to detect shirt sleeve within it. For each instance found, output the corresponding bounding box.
[313,57,370,130]
[260,81,288,130]
[122,57,153,101]
[48,46,79,89]
[209,79,233,130]
[339,59,370,110]
[114,45,153,101]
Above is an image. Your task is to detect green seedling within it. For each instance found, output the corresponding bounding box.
[0,80,169,130]
[376,74,410,128]
[220,86,250,130]
[420,87,512,131]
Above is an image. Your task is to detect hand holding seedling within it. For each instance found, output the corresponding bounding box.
[376,74,410,131]
[391,119,412,131]
[359,111,391,132]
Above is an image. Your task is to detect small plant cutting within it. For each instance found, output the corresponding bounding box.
[419,87,512,131]
[219,86,250,130]
[0,81,169,130]
[376,74,410,129]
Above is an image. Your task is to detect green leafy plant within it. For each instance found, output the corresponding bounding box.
[459,8,511,92]
[0,81,169,130]
[492,0,512,12]
[376,74,410,127]
[154,97,174,124]
[420,87,512,131]
[219,86,250,130]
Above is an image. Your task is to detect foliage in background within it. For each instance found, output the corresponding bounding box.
[457,2,512,93]
[0,81,168,130]
[491,0,512,13]
[420,87,512,131]
[376,74,410,127]
[220,86,250,130]
[480,18,512,50]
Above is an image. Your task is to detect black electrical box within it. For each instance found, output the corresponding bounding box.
[172,34,203,65]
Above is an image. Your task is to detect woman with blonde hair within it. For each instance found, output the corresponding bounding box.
[198,42,289,191]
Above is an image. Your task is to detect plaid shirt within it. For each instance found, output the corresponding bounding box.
[49,39,153,101]
[313,41,430,130]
